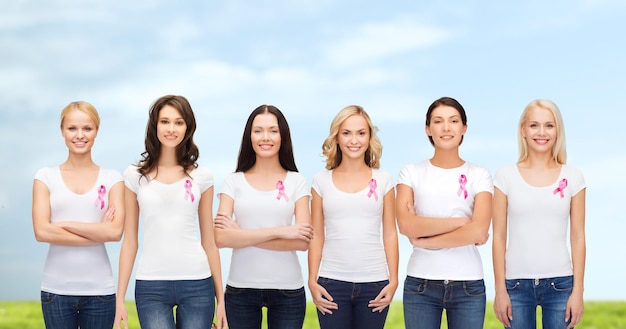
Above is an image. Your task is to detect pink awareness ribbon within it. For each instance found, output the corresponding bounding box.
[95,185,106,209]
[367,178,378,201]
[553,178,568,198]
[184,179,195,202]
[276,180,289,202]
[457,174,468,199]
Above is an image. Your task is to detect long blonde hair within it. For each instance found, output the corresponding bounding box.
[322,105,382,170]
[517,99,567,164]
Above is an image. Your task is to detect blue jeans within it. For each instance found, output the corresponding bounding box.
[403,276,486,329]
[316,277,390,329]
[506,276,574,329]
[135,277,216,329]
[40,291,115,329]
[225,285,306,329]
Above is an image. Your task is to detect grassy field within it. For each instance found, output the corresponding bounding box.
[1,300,625,328]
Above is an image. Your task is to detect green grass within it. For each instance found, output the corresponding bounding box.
[1,301,625,328]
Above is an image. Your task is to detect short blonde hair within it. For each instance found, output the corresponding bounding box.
[60,101,100,130]
[517,99,567,164]
[322,105,382,170]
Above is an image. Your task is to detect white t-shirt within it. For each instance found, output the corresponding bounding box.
[35,166,122,295]
[312,169,395,283]
[494,164,586,279]
[398,160,493,280]
[124,165,214,280]
[219,171,310,289]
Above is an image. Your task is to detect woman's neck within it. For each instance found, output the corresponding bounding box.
[430,148,464,169]
[62,152,96,169]
[248,156,285,174]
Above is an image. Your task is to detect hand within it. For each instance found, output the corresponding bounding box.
[278,223,314,242]
[114,302,129,329]
[493,292,512,327]
[214,301,228,329]
[214,213,240,230]
[309,281,338,315]
[566,292,584,328]
[101,207,115,223]
[368,282,397,313]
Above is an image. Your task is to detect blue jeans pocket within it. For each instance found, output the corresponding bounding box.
[41,291,57,305]
[403,276,427,295]
[550,276,573,292]
[279,287,305,298]
[463,280,486,297]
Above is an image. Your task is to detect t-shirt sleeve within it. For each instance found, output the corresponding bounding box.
[381,171,395,195]
[123,165,141,193]
[569,167,586,196]
[293,173,311,201]
[475,166,494,194]
[493,166,510,195]
[397,164,413,187]
[219,173,236,199]
[34,167,50,187]
[195,166,214,193]
[311,172,324,197]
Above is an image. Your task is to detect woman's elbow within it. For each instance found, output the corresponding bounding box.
[296,240,309,252]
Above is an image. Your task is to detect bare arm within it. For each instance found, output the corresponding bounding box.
[307,189,338,314]
[396,183,469,238]
[411,191,492,249]
[368,189,399,312]
[255,196,311,251]
[198,187,227,329]
[32,179,98,246]
[566,188,586,329]
[56,181,126,242]
[114,187,139,329]
[214,194,313,250]
[492,187,512,327]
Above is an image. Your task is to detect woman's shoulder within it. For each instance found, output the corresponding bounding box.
[99,167,124,182]
[191,164,213,178]
[123,164,141,178]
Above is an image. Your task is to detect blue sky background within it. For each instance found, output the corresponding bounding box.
[1,1,625,301]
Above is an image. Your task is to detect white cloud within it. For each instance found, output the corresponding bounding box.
[321,19,451,67]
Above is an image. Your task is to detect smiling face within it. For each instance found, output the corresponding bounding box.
[251,113,281,159]
[61,109,98,155]
[521,105,557,155]
[425,105,467,149]
[337,114,370,162]
[156,104,187,149]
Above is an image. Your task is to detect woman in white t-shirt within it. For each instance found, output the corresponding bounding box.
[396,96,493,329]
[492,99,586,329]
[308,105,398,329]
[213,105,313,329]
[114,95,226,329]
[32,101,125,329]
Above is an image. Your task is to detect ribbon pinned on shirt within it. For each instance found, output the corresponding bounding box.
[184,179,195,202]
[276,180,289,202]
[457,174,468,199]
[367,178,378,201]
[553,178,568,198]
[95,185,106,209]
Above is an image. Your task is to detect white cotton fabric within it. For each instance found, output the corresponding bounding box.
[35,167,122,295]
[219,171,310,289]
[124,165,214,280]
[494,164,586,279]
[312,169,395,282]
[398,160,493,280]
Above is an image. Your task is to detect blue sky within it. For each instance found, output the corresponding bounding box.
[1,1,625,301]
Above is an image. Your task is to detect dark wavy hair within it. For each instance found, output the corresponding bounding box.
[137,95,199,178]
[235,105,298,173]
[425,96,468,146]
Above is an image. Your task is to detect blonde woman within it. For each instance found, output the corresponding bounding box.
[492,99,586,329]
[32,101,125,329]
[308,105,398,329]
